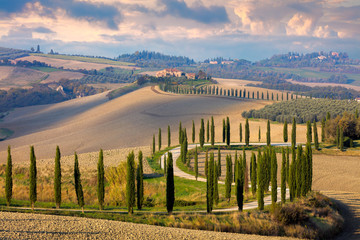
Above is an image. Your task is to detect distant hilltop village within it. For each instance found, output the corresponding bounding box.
[156,68,208,80]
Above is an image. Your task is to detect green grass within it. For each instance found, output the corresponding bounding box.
[29,66,61,72]
[30,53,135,66]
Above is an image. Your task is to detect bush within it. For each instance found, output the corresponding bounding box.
[274,203,309,225]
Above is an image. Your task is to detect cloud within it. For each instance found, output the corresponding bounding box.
[159,0,229,24]
[286,13,315,36]
[33,27,55,34]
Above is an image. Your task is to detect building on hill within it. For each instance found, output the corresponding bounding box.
[156,68,184,77]
[186,73,196,80]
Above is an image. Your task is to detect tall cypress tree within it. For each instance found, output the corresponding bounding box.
[29,146,37,210]
[152,134,155,155]
[236,158,244,211]
[243,148,249,193]
[226,117,230,146]
[289,145,296,201]
[245,118,250,146]
[211,116,215,146]
[179,121,182,144]
[54,146,61,209]
[225,154,232,202]
[222,119,226,143]
[126,151,135,214]
[239,123,243,142]
[271,148,277,208]
[291,118,297,147]
[217,147,221,176]
[158,128,162,151]
[313,120,319,150]
[206,153,214,213]
[192,120,195,143]
[336,125,340,147]
[250,152,257,197]
[205,149,208,177]
[166,152,175,214]
[257,154,265,210]
[194,146,198,180]
[286,147,290,184]
[213,161,219,205]
[5,146,12,206]
[168,125,171,147]
[266,120,271,146]
[283,120,288,142]
[207,119,210,143]
[136,151,144,210]
[74,152,84,213]
[295,145,302,198]
[321,118,325,142]
[97,149,105,210]
[258,126,261,142]
[281,148,286,204]
[200,119,205,147]
[306,121,312,144]
[340,126,344,151]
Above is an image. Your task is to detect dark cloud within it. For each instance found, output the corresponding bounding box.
[33,27,55,34]
[0,0,121,29]
[159,0,229,24]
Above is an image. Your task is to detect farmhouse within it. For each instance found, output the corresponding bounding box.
[156,68,184,77]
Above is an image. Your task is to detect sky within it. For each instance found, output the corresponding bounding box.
[0,0,359,61]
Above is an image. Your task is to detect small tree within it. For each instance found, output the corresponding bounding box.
[283,120,288,142]
[281,148,286,204]
[194,146,198,180]
[321,118,325,142]
[222,119,226,143]
[179,121,182,144]
[291,118,296,147]
[74,152,85,213]
[217,147,221,176]
[226,117,230,146]
[207,119,210,143]
[166,152,175,214]
[313,120,319,150]
[200,119,205,147]
[225,154,232,202]
[211,116,215,146]
[239,123,243,142]
[245,118,250,146]
[192,120,195,143]
[54,146,61,209]
[126,151,136,214]
[266,120,271,146]
[306,121,312,144]
[29,146,37,210]
[136,151,144,210]
[5,146,12,206]
[168,125,171,147]
[258,126,261,142]
[97,149,105,210]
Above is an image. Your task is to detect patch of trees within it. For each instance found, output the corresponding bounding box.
[116,51,195,68]
[78,68,137,84]
[242,98,360,123]
[324,111,360,143]
[0,47,30,60]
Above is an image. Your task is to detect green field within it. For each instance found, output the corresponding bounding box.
[30,53,135,67]
[29,66,61,72]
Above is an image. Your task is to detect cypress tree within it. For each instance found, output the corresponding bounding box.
[289,145,296,201]
[166,152,175,214]
[225,154,232,201]
[340,126,344,151]
[200,119,205,147]
[164,155,167,175]
[207,119,210,143]
[250,152,257,197]
[271,148,277,208]
[258,126,261,142]
[295,145,302,198]
[152,134,155,155]
[226,117,230,146]
[236,158,244,211]
[283,120,288,142]
[222,119,226,143]
[326,112,331,121]
[205,149,208,177]
[321,118,325,142]
[266,120,271,146]
[234,151,238,183]
[243,148,249,193]
[168,125,171,147]
[264,148,271,192]
[245,118,250,146]
[257,154,265,210]
[158,128,162,150]
[5,146,12,206]
[179,121,182,144]
[213,161,219,205]
[136,151,144,210]
[281,148,286,204]
[192,120,195,143]
[97,149,105,210]
[211,116,215,146]
[291,118,296,147]
[126,151,136,214]
[194,146,198,180]
[206,153,214,213]
[74,153,85,213]
[336,125,340,147]
[217,147,221,176]
[313,120,319,150]
[306,121,312,144]
[286,147,290,184]
[29,146,37,210]
[54,146,61,209]
[239,123,243,142]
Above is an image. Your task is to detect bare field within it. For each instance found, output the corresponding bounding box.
[0,66,45,89]
[17,55,139,71]
[43,71,84,83]
[0,86,307,164]
[286,79,360,92]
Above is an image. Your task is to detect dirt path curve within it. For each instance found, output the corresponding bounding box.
[160,142,292,211]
